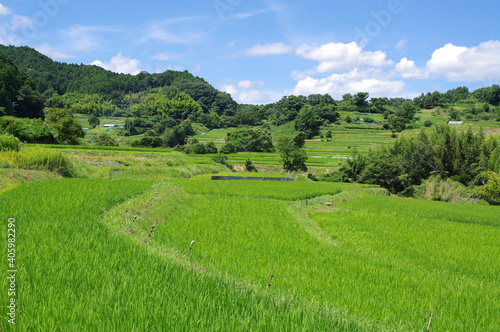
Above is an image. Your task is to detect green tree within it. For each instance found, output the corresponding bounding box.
[353,92,370,110]
[448,107,461,121]
[339,152,367,182]
[244,159,257,172]
[358,149,407,193]
[295,105,322,138]
[88,114,100,128]
[471,171,500,204]
[45,108,85,145]
[275,136,308,172]
[387,114,406,132]
[93,132,118,146]
[225,127,274,152]
[312,104,339,122]
[271,95,305,125]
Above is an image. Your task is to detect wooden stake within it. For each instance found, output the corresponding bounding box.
[426,309,434,332]
[148,224,156,238]
[186,240,195,256]
[265,269,275,294]
[128,215,138,229]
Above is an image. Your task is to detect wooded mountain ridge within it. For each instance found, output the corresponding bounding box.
[1,44,499,132]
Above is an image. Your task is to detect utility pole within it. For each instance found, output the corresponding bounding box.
[11,102,18,115]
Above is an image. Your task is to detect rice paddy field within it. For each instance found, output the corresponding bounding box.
[2,176,498,331]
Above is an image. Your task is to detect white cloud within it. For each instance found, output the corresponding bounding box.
[165,64,183,71]
[395,38,409,50]
[0,26,20,45]
[152,52,182,61]
[35,44,74,60]
[10,15,33,31]
[91,53,142,75]
[64,25,104,52]
[236,89,282,104]
[221,84,238,96]
[426,41,500,81]
[292,68,405,99]
[237,80,264,89]
[0,3,10,15]
[296,42,393,74]
[395,58,428,79]
[221,81,281,104]
[145,26,204,44]
[244,42,293,57]
[142,16,208,44]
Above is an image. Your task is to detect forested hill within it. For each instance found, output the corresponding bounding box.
[0,45,237,114]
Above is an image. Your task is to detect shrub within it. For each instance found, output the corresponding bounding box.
[0,135,21,152]
[93,133,118,147]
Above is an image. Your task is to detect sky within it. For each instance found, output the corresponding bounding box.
[1,0,499,105]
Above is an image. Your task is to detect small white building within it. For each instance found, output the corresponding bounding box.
[448,121,464,125]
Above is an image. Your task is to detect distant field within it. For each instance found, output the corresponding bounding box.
[72,110,500,174]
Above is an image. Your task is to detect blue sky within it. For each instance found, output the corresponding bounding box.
[1,0,499,104]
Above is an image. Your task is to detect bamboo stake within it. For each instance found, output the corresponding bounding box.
[148,224,156,238]
[128,215,138,229]
[265,269,275,294]
[186,240,195,256]
[426,309,434,332]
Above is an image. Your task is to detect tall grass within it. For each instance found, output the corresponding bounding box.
[0,148,75,176]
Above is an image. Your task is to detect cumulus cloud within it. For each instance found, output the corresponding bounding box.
[426,41,500,81]
[91,53,142,75]
[244,42,293,57]
[395,58,428,79]
[0,3,10,15]
[237,80,264,89]
[36,44,74,60]
[296,41,393,73]
[221,80,281,104]
[292,68,405,99]
[290,41,402,98]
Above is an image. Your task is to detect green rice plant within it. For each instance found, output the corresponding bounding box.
[0,179,373,331]
[172,178,344,200]
[0,169,61,194]
[338,194,500,227]
[143,179,499,331]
